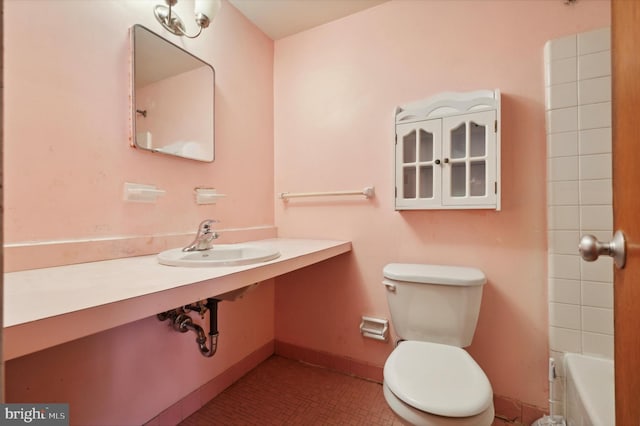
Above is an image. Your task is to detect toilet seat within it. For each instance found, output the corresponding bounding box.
[383,382,495,426]
[384,341,493,418]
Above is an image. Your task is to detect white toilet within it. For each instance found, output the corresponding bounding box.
[382,263,494,426]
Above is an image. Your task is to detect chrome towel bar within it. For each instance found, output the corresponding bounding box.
[279,186,375,200]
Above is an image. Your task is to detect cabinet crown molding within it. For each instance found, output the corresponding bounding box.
[396,89,500,124]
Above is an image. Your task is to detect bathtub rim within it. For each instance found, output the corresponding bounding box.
[563,352,614,426]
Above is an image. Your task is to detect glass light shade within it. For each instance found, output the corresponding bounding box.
[194,0,221,20]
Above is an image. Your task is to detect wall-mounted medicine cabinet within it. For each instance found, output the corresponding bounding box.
[394,89,501,210]
[130,24,215,162]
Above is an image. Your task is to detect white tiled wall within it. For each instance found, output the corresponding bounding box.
[544,27,612,416]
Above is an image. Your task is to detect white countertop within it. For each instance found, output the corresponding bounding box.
[3,238,351,360]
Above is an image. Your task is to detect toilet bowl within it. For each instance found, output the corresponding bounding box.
[383,341,494,425]
[382,264,494,425]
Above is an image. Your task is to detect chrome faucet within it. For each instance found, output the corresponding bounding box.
[183,219,220,252]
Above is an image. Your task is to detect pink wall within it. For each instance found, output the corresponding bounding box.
[4,0,274,243]
[273,0,610,409]
[4,0,275,424]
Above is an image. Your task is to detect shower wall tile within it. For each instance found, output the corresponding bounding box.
[550,326,581,353]
[582,306,613,335]
[548,131,578,158]
[547,107,578,133]
[546,28,612,367]
[550,302,581,329]
[579,179,612,205]
[580,230,611,240]
[548,230,580,255]
[581,281,613,309]
[548,181,579,205]
[577,27,610,55]
[548,156,578,181]
[578,102,611,130]
[580,256,613,283]
[579,128,611,155]
[550,279,581,304]
[578,77,611,105]
[548,206,579,230]
[548,57,577,86]
[582,332,613,358]
[580,205,613,230]
[546,82,578,110]
[579,153,612,180]
[549,254,581,280]
[578,51,611,80]
[547,34,577,61]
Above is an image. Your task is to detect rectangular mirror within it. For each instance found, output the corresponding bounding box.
[130,24,214,162]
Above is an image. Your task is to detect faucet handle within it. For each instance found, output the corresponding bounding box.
[199,220,221,243]
[183,220,221,252]
[199,219,219,232]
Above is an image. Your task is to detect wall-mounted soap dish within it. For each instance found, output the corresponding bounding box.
[195,187,226,205]
[123,182,166,203]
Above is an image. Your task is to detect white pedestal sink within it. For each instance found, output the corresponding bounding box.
[157,243,280,267]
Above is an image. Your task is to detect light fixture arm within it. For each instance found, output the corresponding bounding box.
[153,0,218,39]
[180,25,205,40]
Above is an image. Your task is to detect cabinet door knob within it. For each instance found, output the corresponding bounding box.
[435,159,441,165]
[444,158,450,164]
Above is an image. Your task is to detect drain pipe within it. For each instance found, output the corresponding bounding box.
[157,298,221,358]
[200,298,220,357]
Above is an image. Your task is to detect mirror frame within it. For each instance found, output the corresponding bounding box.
[130,24,215,162]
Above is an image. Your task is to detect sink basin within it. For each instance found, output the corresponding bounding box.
[157,243,280,267]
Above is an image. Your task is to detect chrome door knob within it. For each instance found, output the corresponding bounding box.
[578,230,626,269]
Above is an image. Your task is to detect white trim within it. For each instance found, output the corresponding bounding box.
[396,90,499,123]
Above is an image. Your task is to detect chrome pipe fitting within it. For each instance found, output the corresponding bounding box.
[157,298,221,358]
[174,313,193,333]
[199,332,219,358]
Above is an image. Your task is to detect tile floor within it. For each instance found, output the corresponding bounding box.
[180,355,402,425]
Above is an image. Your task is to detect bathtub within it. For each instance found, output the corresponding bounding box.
[564,353,614,426]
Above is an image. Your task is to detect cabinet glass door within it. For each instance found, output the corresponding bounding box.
[442,110,496,206]
[395,120,442,209]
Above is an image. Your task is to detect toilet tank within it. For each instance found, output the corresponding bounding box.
[383,263,486,347]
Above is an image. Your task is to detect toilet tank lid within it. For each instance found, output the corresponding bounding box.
[383,263,486,286]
